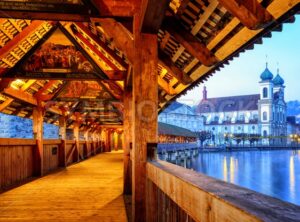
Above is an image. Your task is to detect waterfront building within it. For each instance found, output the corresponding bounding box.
[158,122,197,143]
[158,101,203,132]
[196,65,287,145]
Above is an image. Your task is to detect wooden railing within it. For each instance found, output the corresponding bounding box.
[146,160,300,222]
[0,138,105,191]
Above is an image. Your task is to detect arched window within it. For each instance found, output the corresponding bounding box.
[263,87,268,98]
[214,116,219,122]
[263,111,268,121]
[263,130,268,137]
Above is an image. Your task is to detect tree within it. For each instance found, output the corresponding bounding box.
[248,134,260,146]
[197,131,212,147]
[232,133,242,146]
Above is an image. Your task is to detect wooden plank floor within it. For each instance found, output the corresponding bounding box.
[0,151,127,222]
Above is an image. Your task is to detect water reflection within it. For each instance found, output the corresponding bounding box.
[182,150,300,206]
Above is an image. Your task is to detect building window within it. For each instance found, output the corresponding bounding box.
[214,116,219,122]
[212,127,215,131]
[263,111,268,121]
[239,114,245,121]
[263,130,268,137]
[263,87,268,98]
[225,127,228,131]
[252,126,255,130]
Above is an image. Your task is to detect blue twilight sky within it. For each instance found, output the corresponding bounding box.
[178,15,300,106]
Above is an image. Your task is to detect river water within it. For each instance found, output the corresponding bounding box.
[170,149,300,206]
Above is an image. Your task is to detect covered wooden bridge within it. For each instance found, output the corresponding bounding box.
[0,0,300,221]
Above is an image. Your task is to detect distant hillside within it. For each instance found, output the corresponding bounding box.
[287,100,300,123]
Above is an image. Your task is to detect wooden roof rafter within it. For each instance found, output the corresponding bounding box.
[218,0,274,30]
[160,0,300,112]
[0,20,50,68]
[73,22,128,70]
[2,23,109,80]
[68,23,126,80]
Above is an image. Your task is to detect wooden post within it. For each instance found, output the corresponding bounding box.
[73,114,80,162]
[124,88,132,195]
[132,24,158,221]
[58,116,67,167]
[84,130,89,157]
[32,106,44,176]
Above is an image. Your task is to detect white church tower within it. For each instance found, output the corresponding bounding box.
[258,63,274,145]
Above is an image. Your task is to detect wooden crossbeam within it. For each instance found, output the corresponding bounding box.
[163,18,218,67]
[0,78,13,92]
[94,18,134,63]
[0,98,13,112]
[0,79,36,112]
[158,50,192,85]
[35,80,58,96]
[3,87,37,106]
[158,75,177,95]
[99,125,123,129]
[0,2,95,22]
[91,0,138,17]
[0,21,45,60]
[175,0,190,15]
[74,22,128,69]
[218,0,274,30]
[140,0,171,33]
[69,25,125,80]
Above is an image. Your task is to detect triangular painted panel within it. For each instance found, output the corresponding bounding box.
[57,81,113,100]
[23,29,95,75]
[5,24,108,80]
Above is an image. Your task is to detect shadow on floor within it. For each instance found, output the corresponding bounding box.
[124,195,132,222]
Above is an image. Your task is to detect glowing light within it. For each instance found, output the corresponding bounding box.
[223,157,228,182]
[230,157,235,183]
[289,156,295,200]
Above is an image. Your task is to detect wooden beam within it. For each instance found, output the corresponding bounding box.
[123,87,132,195]
[0,2,94,22]
[94,18,134,63]
[159,50,192,85]
[0,78,14,92]
[32,106,44,176]
[99,125,123,129]
[218,0,274,30]
[73,113,81,162]
[132,17,158,221]
[163,18,218,67]
[3,87,37,106]
[70,24,125,80]
[35,80,59,98]
[140,0,171,33]
[175,0,190,15]
[0,98,13,112]
[157,75,177,95]
[0,21,45,60]
[91,0,138,17]
[74,22,128,69]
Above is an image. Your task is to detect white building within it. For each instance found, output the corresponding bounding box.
[195,65,287,145]
[158,102,203,132]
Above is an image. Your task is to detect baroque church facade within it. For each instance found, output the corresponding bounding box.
[196,65,287,145]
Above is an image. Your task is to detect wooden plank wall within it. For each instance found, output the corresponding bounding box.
[79,141,85,160]
[43,140,60,174]
[147,179,195,222]
[65,140,76,166]
[0,138,106,191]
[147,160,300,222]
[0,139,35,190]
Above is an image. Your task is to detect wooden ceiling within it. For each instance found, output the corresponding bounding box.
[0,0,299,130]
